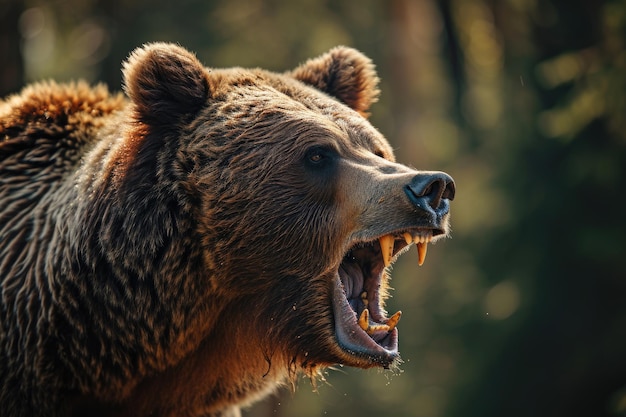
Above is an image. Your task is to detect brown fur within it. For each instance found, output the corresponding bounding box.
[0,43,453,417]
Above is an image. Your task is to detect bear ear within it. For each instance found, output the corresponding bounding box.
[289,46,380,117]
[122,42,210,127]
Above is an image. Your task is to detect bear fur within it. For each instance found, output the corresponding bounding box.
[0,43,454,417]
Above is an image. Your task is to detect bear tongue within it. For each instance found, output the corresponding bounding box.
[332,276,399,359]
[338,262,363,299]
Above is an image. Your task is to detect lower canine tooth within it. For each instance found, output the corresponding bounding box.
[359,307,401,335]
[379,235,394,267]
[358,308,370,331]
[417,242,428,266]
[386,311,402,331]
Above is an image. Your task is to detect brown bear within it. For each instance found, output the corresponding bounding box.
[0,43,455,417]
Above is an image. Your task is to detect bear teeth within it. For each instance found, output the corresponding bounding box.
[358,308,369,331]
[378,235,394,267]
[358,308,402,335]
[378,233,433,267]
[417,242,428,266]
[414,235,432,266]
[360,291,369,307]
[386,311,402,331]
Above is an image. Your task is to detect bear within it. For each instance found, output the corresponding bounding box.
[0,43,455,417]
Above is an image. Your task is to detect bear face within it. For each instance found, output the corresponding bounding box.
[120,41,454,364]
[0,43,454,417]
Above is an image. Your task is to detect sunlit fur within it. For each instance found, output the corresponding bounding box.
[0,43,440,417]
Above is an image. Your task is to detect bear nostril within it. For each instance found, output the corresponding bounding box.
[443,179,455,201]
[407,172,455,211]
[421,178,445,209]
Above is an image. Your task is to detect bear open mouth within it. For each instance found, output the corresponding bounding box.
[332,228,445,367]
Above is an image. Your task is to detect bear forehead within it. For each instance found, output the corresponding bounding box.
[205,67,394,159]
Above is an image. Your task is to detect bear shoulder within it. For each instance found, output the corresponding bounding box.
[0,81,126,161]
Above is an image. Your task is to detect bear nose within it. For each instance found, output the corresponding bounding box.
[405,172,455,214]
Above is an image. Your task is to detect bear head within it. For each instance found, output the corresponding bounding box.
[98,43,455,413]
[119,41,455,369]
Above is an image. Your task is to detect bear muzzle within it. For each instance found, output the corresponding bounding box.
[332,170,455,368]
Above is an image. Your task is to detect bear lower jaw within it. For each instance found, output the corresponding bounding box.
[332,228,445,367]
[332,274,399,367]
[331,238,399,366]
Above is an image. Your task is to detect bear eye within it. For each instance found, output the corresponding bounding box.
[309,153,323,163]
[304,146,336,169]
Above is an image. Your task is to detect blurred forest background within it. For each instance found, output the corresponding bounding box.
[2,0,626,416]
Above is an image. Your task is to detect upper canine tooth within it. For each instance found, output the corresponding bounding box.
[379,235,394,267]
[403,232,412,245]
[417,242,428,266]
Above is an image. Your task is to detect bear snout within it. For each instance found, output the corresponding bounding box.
[404,172,455,217]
